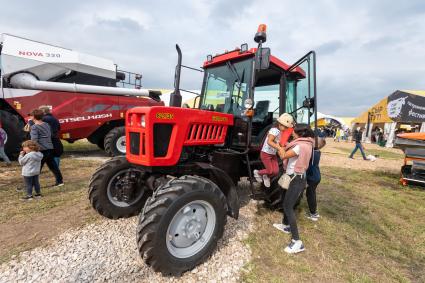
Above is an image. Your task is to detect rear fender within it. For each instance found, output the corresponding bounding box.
[195,162,240,219]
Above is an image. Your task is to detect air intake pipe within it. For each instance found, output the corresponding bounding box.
[9,72,156,98]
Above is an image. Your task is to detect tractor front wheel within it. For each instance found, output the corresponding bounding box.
[89,156,151,219]
[137,175,227,276]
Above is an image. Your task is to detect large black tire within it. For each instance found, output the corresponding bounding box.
[137,175,227,276]
[88,156,151,219]
[264,177,284,210]
[0,110,25,160]
[264,178,303,211]
[96,138,105,150]
[104,126,126,156]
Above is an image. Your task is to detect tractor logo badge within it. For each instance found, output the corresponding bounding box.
[212,116,228,122]
[156,112,174,120]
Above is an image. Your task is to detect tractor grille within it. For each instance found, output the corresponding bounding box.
[185,124,225,144]
[153,124,173,157]
[129,132,140,155]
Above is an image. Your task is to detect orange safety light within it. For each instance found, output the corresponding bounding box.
[254,24,267,43]
[257,24,267,33]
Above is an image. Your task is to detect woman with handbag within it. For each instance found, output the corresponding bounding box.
[273,124,314,254]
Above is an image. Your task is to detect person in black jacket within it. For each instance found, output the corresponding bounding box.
[349,127,367,160]
[39,106,63,167]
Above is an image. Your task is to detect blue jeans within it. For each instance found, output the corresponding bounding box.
[24,175,41,196]
[0,146,11,163]
[350,143,367,160]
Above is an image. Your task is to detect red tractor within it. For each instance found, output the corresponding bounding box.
[89,25,318,275]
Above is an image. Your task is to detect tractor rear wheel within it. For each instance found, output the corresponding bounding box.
[137,175,227,276]
[264,177,284,210]
[0,110,25,160]
[104,126,126,156]
[89,156,151,219]
[264,178,303,210]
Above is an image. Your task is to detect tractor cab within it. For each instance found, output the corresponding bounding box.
[199,25,317,149]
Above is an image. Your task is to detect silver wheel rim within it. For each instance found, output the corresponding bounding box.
[106,169,145,207]
[116,136,126,154]
[166,200,216,259]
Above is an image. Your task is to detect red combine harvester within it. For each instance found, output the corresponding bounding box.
[0,34,163,158]
[89,25,318,275]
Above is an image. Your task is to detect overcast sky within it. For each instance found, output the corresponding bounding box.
[1,0,424,116]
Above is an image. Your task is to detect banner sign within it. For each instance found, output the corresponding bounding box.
[387,91,425,122]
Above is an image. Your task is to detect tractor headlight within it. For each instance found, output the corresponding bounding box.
[244,98,253,109]
[141,115,146,127]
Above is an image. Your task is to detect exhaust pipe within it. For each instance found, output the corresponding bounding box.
[9,73,155,97]
[169,44,182,107]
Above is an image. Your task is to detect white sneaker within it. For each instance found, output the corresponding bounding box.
[284,239,305,254]
[273,223,291,234]
[253,170,263,183]
[306,213,320,222]
[263,175,271,188]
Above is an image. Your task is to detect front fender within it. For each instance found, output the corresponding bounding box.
[195,162,240,219]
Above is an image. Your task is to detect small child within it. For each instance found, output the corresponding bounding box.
[254,113,294,187]
[18,140,43,201]
[0,122,11,166]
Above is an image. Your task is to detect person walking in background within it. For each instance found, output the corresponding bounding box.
[19,140,43,201]
[253,113,294,187]
[0,121,12,166]
[30,109,64,186]
[273,124,314,254]
[349,127,367,160]
[340,128,345,141]
[39,106,63,167]
[334,128,341,142]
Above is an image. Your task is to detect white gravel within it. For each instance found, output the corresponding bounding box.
[0,200,257,283]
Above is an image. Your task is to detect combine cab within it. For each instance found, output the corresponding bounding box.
[0,34,163,158]
[88,25,318,275]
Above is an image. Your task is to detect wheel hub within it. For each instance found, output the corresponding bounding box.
[166,200,216,258]
[107,169,146,207]
[116,136,126,154]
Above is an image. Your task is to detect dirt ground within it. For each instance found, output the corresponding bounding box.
[321,139,404,172]
[0,141,104,263]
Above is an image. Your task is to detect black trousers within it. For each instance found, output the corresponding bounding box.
[41,149,63,184]
[282,175,306,241]
[306,182,319,214]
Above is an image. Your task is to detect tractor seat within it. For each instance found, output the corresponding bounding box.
[253,100,270,123]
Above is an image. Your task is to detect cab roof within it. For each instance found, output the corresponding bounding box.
[202,48,305,78]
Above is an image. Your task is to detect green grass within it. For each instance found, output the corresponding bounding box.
[0,158,99,223]
[62,139,100,153]
[242,166,425,282]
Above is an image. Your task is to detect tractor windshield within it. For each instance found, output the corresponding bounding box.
[201,59,252,116]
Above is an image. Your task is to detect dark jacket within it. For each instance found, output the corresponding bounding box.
[307,150,321,184]
[42,114,61,138]
[353,130,363,143]
[42,114,63,157]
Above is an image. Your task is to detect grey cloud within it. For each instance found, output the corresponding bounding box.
[316,40,344,56]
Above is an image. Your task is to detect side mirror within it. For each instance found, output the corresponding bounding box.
[303,97,315,108]
[255,47,270,70]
